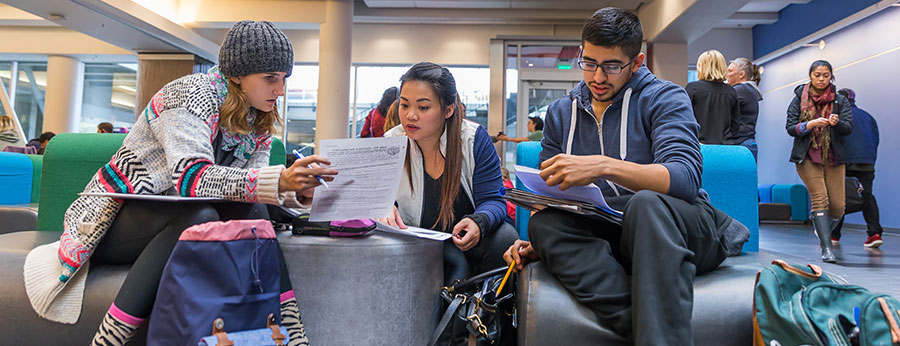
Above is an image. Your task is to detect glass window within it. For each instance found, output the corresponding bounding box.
[688,69,698,83]
[0,61,11,96]
[80,63,138,133]
[448,66,489,129]
[284,65,319,156]
[352,65,490,136]
[14,62,47,140]
[353,66,406,137]
[520,45,580,70]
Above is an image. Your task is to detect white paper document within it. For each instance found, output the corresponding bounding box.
[373,221,453,241]
[309,136,408,222]
[514,165,622,216]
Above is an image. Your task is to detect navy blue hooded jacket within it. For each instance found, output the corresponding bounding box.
[540,64,703,202]
[839,103,879,165]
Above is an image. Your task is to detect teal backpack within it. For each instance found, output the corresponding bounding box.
[753,260,900,346]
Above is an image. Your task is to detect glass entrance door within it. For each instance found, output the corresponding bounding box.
[504,80,577,173]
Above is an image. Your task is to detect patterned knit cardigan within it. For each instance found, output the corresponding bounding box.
[23,66,298,323]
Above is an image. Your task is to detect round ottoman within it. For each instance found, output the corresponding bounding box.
[278,232,444,345]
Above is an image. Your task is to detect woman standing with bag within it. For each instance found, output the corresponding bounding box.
[786,60,853,263]
[23,21,331,346]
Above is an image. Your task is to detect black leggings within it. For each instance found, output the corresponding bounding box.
[92,201,292,319]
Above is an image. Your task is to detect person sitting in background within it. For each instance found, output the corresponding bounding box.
[497,116,543,143]
[361,86,398,138]
[686,50,740,144]
[0,115,19,145]
[26,131,55,154]
[97,122,114,133]
[382,99,400,133]
[831,88,883,248]
[727,57,763,161]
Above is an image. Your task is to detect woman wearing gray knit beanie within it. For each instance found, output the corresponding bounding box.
[22,21,323,346]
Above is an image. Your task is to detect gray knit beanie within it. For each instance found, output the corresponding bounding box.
[219,20,294,77]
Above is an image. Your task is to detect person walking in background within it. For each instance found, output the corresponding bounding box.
[727,57,763,161]
[382,99,400,133]
[831,88,883,248]
[686,50,741,145]
[97,122,114,133]
[360,86,398,138]
[786,60,853,263]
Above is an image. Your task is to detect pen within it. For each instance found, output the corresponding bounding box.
[496,260,515,298]
[292,149,329,188]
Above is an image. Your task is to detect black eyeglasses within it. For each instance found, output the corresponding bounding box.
[578,58,636,75]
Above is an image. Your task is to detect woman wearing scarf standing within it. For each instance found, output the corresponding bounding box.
[786,60,853,263]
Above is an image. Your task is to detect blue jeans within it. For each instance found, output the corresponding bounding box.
[739,138,758,163]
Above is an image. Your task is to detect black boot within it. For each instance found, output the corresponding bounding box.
[811,210,837,263]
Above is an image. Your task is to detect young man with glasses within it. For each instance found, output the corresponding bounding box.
[503,7,744,345]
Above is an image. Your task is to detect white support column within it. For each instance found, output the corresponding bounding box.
[315,0,353,151]
[649,43,688,87]
[488,39,506,161]
[43,55,84,133]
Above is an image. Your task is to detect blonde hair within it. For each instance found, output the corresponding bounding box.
[383,99,400,133]
[697,50,728,82]
[219,79,280,136]
[0,116,14,132]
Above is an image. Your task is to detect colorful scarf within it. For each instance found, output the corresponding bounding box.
[207,66,264,166]
[799,83,835,163]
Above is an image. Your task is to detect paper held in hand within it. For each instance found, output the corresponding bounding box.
[308,136,408,222]
[513,165,623,217]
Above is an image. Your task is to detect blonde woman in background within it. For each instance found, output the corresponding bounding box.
[685,49,740,144]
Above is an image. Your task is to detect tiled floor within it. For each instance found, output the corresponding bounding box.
[758,223,899,296]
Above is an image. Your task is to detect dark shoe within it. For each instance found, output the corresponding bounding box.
[811,210,837,263]
[864,234,883,248]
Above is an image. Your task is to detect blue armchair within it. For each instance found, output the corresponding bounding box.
[512,142,759,252]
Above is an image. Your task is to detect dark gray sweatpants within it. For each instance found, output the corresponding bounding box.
[528,190,730,346]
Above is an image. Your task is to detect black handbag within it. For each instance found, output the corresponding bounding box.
[428,266,517,346]
[845,176,864,214]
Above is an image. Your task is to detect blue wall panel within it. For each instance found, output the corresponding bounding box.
[753,0,879,59]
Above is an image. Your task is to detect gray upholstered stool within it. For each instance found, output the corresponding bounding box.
[517,255,764,346]
[278,231,444,346]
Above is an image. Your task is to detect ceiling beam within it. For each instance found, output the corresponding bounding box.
[639,0,755,43]
[3,0,219,61]
[354,6,593,25]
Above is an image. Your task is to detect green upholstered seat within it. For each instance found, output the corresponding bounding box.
[25,154,42,203]
[36,134,288,232]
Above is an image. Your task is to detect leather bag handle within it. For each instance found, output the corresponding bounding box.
[772,260,822,279]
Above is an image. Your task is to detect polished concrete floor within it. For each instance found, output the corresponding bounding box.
[757,223,899,297]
